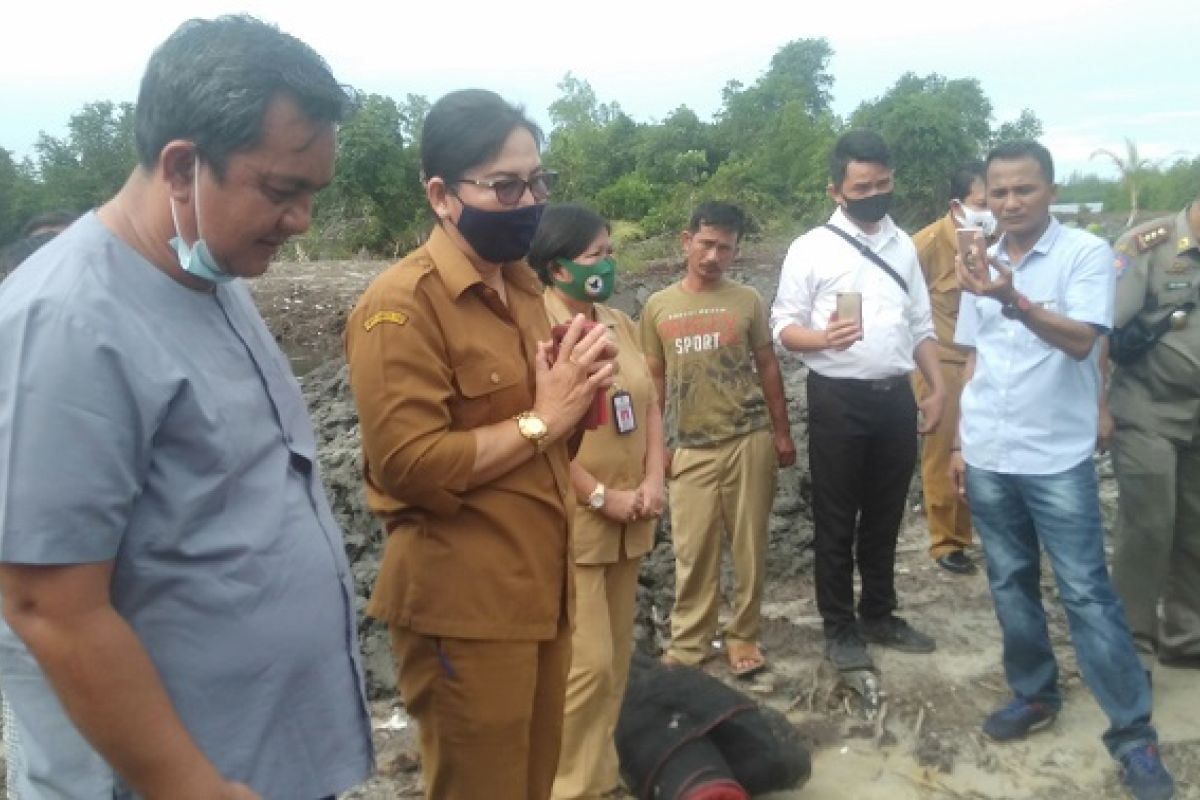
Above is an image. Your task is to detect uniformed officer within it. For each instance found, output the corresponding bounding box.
[344,89,618,800]
[911,161,994,575]
[1107,194,1200,668]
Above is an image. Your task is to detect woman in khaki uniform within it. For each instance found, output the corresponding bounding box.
[344,91,617,800]
[530,205,665,800]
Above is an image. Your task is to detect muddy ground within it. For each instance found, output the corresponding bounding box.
[246,242,1200,800]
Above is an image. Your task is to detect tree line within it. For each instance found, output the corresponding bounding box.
[3,38,1197,257]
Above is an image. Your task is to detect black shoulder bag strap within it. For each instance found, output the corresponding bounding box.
[823,223,907,293]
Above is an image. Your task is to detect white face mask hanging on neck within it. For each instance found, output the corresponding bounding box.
[168,160,234,284]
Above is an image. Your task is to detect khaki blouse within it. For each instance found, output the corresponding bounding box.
[346,226,574,641]
[544,289,656,565]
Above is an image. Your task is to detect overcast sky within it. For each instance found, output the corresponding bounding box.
[2,0,1195,181]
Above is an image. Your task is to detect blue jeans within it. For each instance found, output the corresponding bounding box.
[966,459,1156,757]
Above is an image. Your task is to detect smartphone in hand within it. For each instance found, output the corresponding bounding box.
[835,291,863,328]
[956,227,987,276]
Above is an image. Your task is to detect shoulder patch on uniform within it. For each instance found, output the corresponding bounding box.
[363,310,408,331]
[1114,252,1131,277]
[1134,225,1170,253]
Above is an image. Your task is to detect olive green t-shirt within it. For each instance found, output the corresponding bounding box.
[640,278,770,448]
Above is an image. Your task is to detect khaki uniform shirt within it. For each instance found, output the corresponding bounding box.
[543,290,656,565]
[912,213,969,364]
[1109,207,1200,441]
[345,225,573,641]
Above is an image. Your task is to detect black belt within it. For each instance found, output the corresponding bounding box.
[809,371,908,392]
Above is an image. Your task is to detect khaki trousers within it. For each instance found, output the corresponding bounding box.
[666,428,776,664]
[914,361,973,558]
[551,556,641,800]
[391,622,571,800]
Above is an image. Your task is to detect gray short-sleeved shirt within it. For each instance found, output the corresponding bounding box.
[0,213,374,798]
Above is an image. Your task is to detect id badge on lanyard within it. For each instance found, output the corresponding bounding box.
[612,389,636,434]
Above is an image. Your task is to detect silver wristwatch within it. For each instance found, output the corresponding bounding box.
[587,483,606,511]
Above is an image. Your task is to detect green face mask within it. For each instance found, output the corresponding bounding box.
[553,256,616,302]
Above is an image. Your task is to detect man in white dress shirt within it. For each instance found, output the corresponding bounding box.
[770,130,945,672]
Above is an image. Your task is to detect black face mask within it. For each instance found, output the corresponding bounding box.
[453,200,545,264]
[843,191,894,225]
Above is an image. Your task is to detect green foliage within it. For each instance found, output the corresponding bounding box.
[1142,156,1200,211]
[992,109,1044,144]
[1058,172,1124,207]
[1061,156,1200,217]
[0,149,41,244]
[704,40,840,231]
[718,38,835,150]
[305,93,427,258]
[34,101,137,215]
[5,41,1188,260]
[543,75,639,202]
[594,173,660,221]
[1090,137,1162,226]
[851,74,993,228]
[635,107,712,186]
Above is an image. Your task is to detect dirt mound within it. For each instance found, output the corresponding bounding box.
[280,254,816,697]
[250,248,1200,800]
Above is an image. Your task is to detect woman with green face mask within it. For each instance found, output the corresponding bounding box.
[529,204,666,799]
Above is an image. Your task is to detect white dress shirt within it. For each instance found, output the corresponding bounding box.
[770,207,936,378]
[955,218,1114,475]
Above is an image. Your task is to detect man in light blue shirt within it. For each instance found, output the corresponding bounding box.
[950,140,1173,800]
[0,16,373,799]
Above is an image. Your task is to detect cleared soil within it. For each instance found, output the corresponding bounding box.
[244,246,1200,800]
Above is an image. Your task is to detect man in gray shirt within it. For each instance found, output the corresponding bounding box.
[0,16,373,799]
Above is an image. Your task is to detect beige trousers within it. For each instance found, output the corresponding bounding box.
[666,428,776,664]
[391,621,571,800]
[914,361,973,558]
[551,556,642,799]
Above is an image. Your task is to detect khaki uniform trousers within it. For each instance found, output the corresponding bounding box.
[391,621,572,800]
[1111,423,1200,662]
[666,428,776,664]
[913,361,973,559]
[551,556,642,799]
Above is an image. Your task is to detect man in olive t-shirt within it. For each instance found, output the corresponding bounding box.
[641,202,795,675]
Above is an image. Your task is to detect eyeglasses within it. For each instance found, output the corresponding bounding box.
[456,170,558,206]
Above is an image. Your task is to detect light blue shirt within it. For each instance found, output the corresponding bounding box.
[0,213,374,798]
[954,218,1114,475]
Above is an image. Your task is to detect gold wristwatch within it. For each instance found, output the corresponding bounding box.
[515,411,550,453]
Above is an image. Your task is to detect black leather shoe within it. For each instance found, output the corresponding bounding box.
[825,627,874,671]
[936,550,977,575]
[1158,652,1200,669]
[860,616,937,653]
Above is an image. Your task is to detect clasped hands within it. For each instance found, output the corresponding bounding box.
[533,314,619,439]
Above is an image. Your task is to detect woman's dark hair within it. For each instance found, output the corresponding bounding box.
[420,89,544,184]
[527,204,610,286]
[135,15,350,177]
